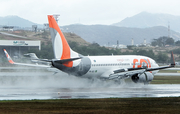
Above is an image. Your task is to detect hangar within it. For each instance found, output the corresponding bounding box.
[0,40,41,58]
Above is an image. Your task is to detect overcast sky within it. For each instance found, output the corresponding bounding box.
[1,0,180,26]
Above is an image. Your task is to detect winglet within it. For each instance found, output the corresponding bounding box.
[171,51,175,67]
[3,49,15,64]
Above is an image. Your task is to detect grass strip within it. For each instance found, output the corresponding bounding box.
[0,97,180,114]
[151,76,180,84]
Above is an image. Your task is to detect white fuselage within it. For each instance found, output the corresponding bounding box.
[83,55,159,78]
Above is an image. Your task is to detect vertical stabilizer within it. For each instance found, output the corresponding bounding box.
[48,15,79,67]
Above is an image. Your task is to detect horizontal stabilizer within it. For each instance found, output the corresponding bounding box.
[32,59,52,62]
[24,53,39,60]
[54,57,82,64]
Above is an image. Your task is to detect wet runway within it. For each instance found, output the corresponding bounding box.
[0,67,180,100]
[0,84,180,100]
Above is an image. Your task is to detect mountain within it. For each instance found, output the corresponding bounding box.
[112,12,180,32]
[0,16,43,28]
[1,14,180,46]
[61,24,180,45]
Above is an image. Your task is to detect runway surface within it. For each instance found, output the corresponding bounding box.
[0,84,180,100]
[0,67,180,100]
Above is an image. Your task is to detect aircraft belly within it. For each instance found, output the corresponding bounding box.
[81,66,106,78]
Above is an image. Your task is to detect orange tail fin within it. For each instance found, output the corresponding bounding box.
[48,15,79,67]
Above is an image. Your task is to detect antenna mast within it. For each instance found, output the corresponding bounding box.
[53,14,60,23]
[168,21,170,38]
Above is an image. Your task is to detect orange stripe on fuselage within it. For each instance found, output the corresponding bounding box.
[48,15,73,67]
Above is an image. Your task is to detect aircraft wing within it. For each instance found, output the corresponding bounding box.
[3,49,51,68]
[109,52,175,80]
[24,53,39,60]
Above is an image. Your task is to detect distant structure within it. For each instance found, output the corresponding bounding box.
[44,23,49,31]
[131,38,134,45]
[144,39,146,45]
[32,25,37,33]
[0,40,41,58]
[117,40,119,48]
[2,26,14,31]
[168,22,170,38]
[53,14,60,23]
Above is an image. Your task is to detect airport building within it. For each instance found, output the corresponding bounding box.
[0,40,41,58]
[2,26,14,31]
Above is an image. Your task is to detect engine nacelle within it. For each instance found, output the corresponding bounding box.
[131,72,154,84]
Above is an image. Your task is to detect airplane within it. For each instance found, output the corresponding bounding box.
[3,15,176,84]
[24,53,50,65]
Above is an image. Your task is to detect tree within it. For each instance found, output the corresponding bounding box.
[156,52,168,63]
[175,40,180,46]
[151,39,158,46]
[166,38,174,45]
[151,36,174,47]
[171,48,180,54]
[135,49,155,58]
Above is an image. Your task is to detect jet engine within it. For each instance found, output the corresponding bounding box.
[131,72,154,84]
